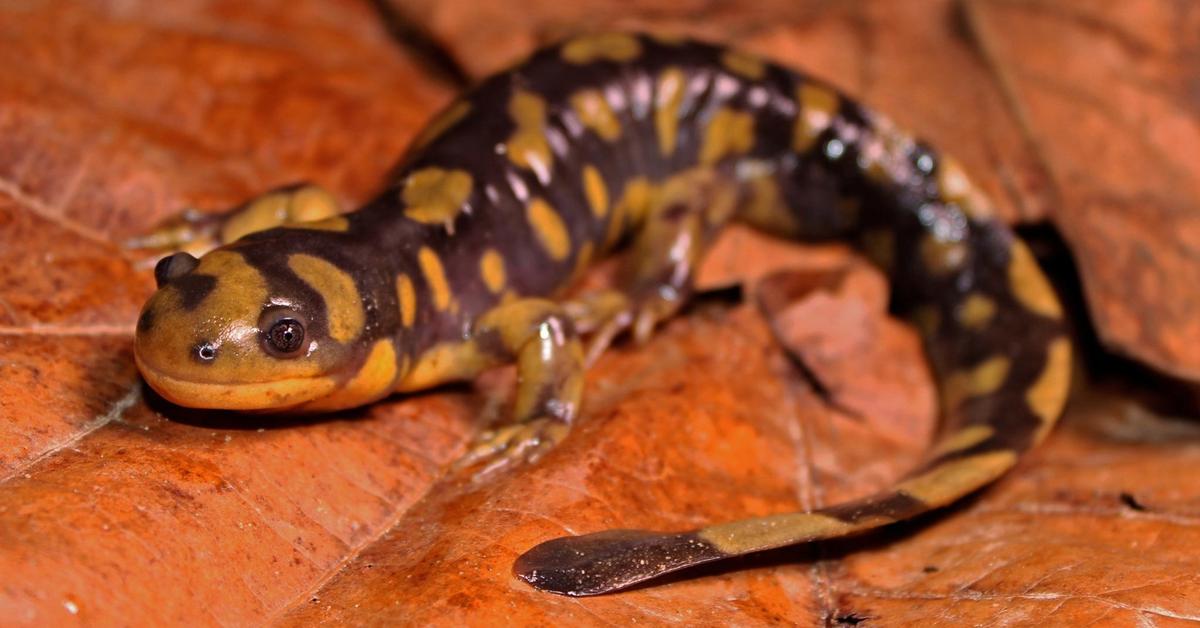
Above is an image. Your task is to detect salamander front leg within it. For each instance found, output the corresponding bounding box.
[126,183,343,258]
[456,299,585,474]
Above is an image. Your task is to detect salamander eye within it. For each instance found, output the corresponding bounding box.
[264,318,306,357]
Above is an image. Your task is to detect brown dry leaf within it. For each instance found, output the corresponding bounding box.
[2,1,1200,626]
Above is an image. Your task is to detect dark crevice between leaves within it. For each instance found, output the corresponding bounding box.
[365,0,472,89]
[1017,223,1200,419]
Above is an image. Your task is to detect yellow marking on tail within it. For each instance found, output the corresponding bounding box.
[700,512,862,554]
[1008,241,1063,319]
[1027,337,1072,435]
[930,425,995,458]
[897,450,1017,507]
[943,355,1011,410]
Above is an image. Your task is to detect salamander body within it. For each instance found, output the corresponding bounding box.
[134,33,1071,596]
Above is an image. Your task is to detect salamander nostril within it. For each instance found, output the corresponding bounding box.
[194,342,217,362]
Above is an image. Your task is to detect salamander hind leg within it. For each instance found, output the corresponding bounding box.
[455,299,586,475]
[568,170,737,364]
[126,183,344,262]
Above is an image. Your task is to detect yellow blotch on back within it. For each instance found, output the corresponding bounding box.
[654,67,686,157]
[287,254,363,343]
[582,165,609,219]
[570,90,621,142]
[561,33,641,64]
[1027,337,1072,433]
[794,83,839,152]
[396,273,417,327]
[1007,241,1063,319]
[411,100,471,150]
[720,50,766,80]
[526,198,571,261]
[479,249,507,294]
[700,107,755,165]
[418,247,454,312]
[957,293,997,329]
[505,89,552,174]
[402,167,473,227]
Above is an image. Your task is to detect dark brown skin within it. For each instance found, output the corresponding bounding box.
[133,33,1070,596]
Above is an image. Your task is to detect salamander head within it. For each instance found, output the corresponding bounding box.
[134,245,382,411]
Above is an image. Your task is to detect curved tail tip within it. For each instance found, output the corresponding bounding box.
[514,529,724,596]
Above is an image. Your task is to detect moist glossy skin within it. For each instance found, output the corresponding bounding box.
[134,33,1071,595]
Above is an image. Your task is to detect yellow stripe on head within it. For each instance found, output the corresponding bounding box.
[287,254,364,343]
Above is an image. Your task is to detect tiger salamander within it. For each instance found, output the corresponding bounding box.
[133,33,1071,596]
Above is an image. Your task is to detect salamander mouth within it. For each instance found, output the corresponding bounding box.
[134,352,336,411]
